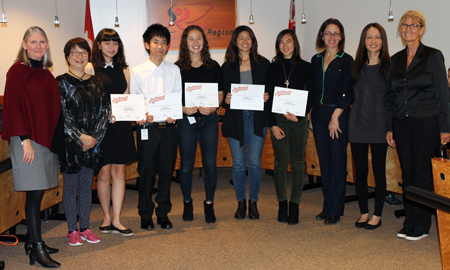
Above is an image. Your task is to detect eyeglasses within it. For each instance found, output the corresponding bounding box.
[70,51,89,57]
[323,32,341,38]
[401,24,421,30]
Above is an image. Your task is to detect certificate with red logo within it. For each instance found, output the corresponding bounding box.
[111,94,146,121]
[229,84,264,111]
[147,92,183,122]
[272,87,309,117]
[184,83,219,107]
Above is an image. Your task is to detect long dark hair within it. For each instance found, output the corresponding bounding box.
[315,18,345,50]
[272,29,302,65]
[91,28,128,69]
[175,25,214,73]
[224,25,263,67]
[352,23,390,83]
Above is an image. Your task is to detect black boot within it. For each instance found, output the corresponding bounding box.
[278,200,288,223]
[183,199,194,221]
[0,261,5,270]
[204,201,216,224]
[235,199,246,219]
[25,239,59,255]
[248,200,259,220]
[29,242,60,268]
[288,201,299,225]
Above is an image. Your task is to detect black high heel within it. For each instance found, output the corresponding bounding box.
[25,240,59,255]
[29,242,60,268]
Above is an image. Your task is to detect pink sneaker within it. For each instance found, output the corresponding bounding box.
[80,229,100,244]
[67,230,83,246]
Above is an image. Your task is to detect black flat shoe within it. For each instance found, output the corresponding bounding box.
[364,220,382,230]
[235,199,246,219]
[99,224,112,234]
[25,240,59,255]
[324,216,340,225]
[0,261,5,270]
[111,225,134,236]
[355,218,368,228]
[316,211,328,220]
[141,218,154,230]
[157,216,173,229]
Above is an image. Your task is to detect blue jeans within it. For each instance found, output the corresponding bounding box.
[228,110,268,202]
[177,113,218,202]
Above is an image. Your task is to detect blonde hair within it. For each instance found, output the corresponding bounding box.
[397,10,426,39]
[17,26,53,69]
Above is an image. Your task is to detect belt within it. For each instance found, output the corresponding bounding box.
[144,122,175,128]
[316,103,336,107]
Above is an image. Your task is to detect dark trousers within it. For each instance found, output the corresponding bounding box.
[311,105,349,217]
[271,114,308,204]
[393,116,440,234]
[137,125,178,218]
[177,113,218,202]
[351,142,388,216]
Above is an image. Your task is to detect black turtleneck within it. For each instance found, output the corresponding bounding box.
[29,57,43,69]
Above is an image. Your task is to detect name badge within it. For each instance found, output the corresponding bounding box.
[141,128,148,140]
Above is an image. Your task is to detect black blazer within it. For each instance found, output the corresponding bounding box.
[221,57,270,146]
[385,42,450,133]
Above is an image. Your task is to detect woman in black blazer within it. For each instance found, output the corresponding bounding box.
[386,10,450,241]
[221,25,270,220]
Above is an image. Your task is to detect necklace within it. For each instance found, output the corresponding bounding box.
[282,62,295,88]
[68,70,85,81]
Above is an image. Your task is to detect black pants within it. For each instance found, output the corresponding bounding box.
[136,125,178,218]
[351,142,387,217]
[311,105,349,217]
[393,116,440,234]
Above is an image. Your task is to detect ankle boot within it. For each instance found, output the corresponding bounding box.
[288,201,299,225]
[235,199,246,219]
[204,201,216,224]
[25,239,59,255]
[248,200,259,220]
[278,200,288,223]
[183,199,194,221]
[29,242,60,268]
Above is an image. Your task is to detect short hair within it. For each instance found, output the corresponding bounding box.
[142,23,170,54]
[315,18,345,50]
[17,26,53,69]
[175,25,214,73]
[272,29,302,65]
[224,25,262,67]
[91,28,128,69]
[63,38,91,65]
[397,10,426,39]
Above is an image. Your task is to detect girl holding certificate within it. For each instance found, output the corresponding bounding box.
[310,19,354,225]
[266,29,315,225]
[86,28,137,236]
[222,26,270,220]
[349,23,390,230]
[175,25,223,223]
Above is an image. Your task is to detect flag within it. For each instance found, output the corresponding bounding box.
[84,0,94,49]
[289,0,296,31]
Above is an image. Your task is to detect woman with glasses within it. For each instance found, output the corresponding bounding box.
[350,23,390,230]
[311,18,353,225]
[86,28,137,236]
[222,26,270,220]
[57,38,111,246]
[386,10,450,241]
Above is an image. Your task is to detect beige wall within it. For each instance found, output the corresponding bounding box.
[1,0,450,95]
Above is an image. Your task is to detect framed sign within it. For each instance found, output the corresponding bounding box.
[146,0,237,50]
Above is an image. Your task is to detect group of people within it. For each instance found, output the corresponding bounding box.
[2,9,448,268]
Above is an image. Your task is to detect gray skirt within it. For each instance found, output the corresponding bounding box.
[10,136,59,191]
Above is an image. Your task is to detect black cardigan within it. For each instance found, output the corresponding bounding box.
[221,57,270,146]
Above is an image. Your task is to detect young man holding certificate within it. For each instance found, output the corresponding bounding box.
[130,23,182,230]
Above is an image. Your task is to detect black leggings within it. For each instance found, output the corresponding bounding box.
[25,190,45,242]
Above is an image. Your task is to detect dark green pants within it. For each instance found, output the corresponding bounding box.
[270,115,308,204]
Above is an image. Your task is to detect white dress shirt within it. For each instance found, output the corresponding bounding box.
[130,59,182,114]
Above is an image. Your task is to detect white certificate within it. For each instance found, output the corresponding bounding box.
[185,83,219,107]
[110,94,146,121]
[230,84,265,111]
[147,92,183,122]
[271,87,309,117]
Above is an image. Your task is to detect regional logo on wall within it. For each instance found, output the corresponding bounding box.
[146,0,237,50]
